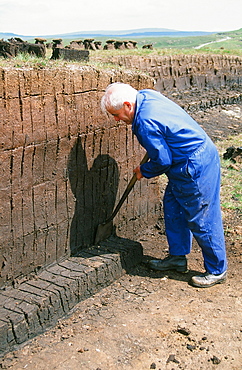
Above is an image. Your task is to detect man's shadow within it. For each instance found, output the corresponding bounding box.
[68,136,119,255]
[67,137,201,285]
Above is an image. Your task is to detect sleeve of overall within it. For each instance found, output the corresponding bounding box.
[137,119,172,178]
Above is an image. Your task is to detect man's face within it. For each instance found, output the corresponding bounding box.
[107,102,135,124]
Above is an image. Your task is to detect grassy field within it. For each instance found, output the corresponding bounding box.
[23,28,242,56]
[90,28,242,56]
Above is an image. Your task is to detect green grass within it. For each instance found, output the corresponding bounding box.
[94,28,240,56]
[35,28,242,50]
[0,51,89,69]
[85,28,242,56]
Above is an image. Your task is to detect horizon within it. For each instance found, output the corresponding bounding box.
[0,27,236,39]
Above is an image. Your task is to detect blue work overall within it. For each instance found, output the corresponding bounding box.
[132,89,227,275]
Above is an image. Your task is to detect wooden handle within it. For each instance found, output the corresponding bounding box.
[106,152,149,222]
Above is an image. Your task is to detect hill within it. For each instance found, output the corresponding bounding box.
[48,28,214,39]
[0,28,214,40]
[0,32,34,40]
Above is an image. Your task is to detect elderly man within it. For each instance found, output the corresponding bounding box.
[101,82,227,288]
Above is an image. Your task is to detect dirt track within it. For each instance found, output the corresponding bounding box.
[1,103,241,370]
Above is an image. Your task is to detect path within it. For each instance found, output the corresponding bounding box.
[194,37,231,49]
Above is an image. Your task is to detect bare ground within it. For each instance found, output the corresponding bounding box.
[1,102,241,370]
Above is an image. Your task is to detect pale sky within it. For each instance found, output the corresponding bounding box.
[0,0,241,36]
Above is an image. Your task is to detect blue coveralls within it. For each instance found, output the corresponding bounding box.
[132,89,227,275]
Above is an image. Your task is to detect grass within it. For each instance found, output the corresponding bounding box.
[216,134,242,214]
[219,133,242,241]
[23,28,242,52]
[0,50,91,69]
[1,46,241,72]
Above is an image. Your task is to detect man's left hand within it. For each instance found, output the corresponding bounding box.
[133,166,143,180]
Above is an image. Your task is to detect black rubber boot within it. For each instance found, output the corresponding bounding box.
[149,255,188,273]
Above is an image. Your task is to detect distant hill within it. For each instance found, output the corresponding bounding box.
[0,28,215,41]
[41,28,215,39]
[0,32,34,40]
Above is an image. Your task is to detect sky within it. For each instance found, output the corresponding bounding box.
[0,0,241,36]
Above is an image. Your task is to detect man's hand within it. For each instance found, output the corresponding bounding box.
[133,166,144,180]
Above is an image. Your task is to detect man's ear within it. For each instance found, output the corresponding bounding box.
[123,101,132,109]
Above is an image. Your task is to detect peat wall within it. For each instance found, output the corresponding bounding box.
[0,66,157,288]
[1,53,242,288]
[91,54,242,91]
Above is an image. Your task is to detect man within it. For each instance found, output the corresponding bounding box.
[101,82,227,288]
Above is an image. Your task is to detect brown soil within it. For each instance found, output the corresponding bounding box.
[1,102,241,370]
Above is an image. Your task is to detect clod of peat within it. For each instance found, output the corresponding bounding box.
[210,355,221,364]
[177,326,191,336]
[187,344,196,351]
[166,354,180,364]
[223,146,242,162]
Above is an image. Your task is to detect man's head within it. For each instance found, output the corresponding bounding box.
[101,82,137,124]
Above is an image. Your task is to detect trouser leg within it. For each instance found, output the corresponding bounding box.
[169,152,227,275]
[184,181,227,275]
[163,182,192,256]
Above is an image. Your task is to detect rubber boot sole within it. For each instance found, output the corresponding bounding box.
[191,276,227,288]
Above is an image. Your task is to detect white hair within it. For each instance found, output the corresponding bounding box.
[101,82,138,113]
